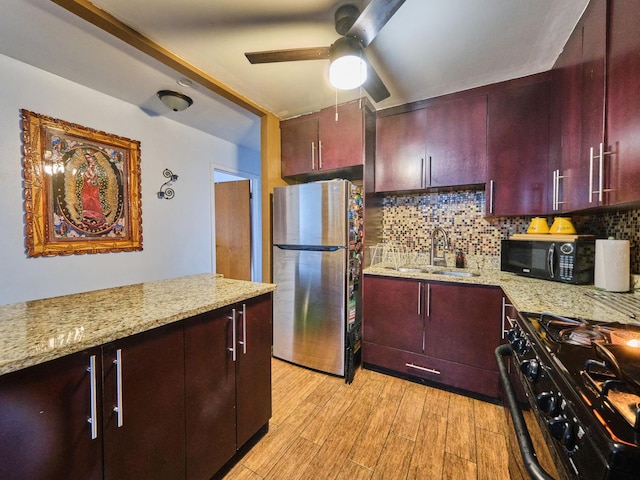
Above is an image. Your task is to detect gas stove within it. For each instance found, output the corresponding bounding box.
[503,312,640,480]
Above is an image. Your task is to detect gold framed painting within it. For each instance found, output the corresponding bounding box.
[21,110,143,257]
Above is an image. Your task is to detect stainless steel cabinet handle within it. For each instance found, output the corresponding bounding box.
[113,349,123,428]
[598,142,604,202]
[420,158,426,189]
[228,308,237,361]
[552,170,558,211]
[417,283,422,315]
[589,146,595,203]
[238,303,247,354]
[427,156,432,187]
[406,363,440,375]
[426,283,431,318]
[311,141,316,170]
[489,180,495,215]
[501,297,515,339]
[318,140,323,170]
[87,355,98,439]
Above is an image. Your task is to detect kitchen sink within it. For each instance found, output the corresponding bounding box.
[430,270,479,277]
[385,266,430,273]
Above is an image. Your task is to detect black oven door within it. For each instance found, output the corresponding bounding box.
[496,344,560,480]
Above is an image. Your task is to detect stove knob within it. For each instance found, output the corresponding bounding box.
[520,359,540,381]
[513,338,528,355]
[548,416,576,450]
[506,329,520,344]
[536,392,560,416]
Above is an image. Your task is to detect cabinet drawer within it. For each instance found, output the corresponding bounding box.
[363,341,499,398]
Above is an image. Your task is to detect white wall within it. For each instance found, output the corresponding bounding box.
[0,54,260,304]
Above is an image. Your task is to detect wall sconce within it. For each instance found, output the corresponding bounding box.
[157,169,178,199]
[157,90,193,112]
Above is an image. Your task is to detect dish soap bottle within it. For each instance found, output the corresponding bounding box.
[455,250,465,268]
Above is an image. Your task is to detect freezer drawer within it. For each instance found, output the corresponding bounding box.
[273,247,346,376]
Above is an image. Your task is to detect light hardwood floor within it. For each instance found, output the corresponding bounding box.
[220,358,511,480]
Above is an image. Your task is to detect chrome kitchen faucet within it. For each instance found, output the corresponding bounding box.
[430,227,449,266]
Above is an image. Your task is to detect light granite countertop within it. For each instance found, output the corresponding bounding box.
[364,264,640,325]
[0,274,276,376]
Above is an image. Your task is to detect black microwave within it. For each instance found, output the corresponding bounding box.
[500,238,596,284]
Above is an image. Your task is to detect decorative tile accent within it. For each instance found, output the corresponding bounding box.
[381,190,640,274]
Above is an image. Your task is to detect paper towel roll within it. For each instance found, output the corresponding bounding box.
[594,239,630,292]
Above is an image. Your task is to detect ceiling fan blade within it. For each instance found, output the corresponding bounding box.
[363,60,390,102]
[245,47,330,64]
[347,0,406,47]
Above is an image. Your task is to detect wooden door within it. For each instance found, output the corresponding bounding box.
[0,349,103,480]
[363,276,424,354]
[426,95,487,187]
[185,310,236,480]
[487,78,550,216]
[605,0,640,206]
[280,115,318,177]
[215,180,251,281]
[425,283,502,371]
[552,18,585,212]
[102,324,185,480]
[235,294,273,447]
[579,0,607,207]
[375,108,426,192]
[318,99,364,171]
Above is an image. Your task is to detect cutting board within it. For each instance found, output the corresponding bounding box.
[510,234,595,241]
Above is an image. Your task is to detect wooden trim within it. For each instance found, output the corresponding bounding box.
[51,0,269,117]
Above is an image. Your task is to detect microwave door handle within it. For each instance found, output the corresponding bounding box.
[547,243,555,279]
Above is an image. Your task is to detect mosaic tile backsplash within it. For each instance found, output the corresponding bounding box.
[381,190,640,274]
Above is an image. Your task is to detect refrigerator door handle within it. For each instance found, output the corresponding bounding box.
[275,245,341,252]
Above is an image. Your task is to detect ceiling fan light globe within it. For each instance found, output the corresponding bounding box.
[329,55,367,90]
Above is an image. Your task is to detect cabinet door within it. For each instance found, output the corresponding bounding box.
[318,100,364,170]
[426,95,487,187]
[363,276,424,354]
[487,79,550,216]
[0,349,103,480]
[606,0,640,206]
[102,324,185,480]
[426,283,502,372]
[281,115,318,177]
[185,310,236,480]
[580,0,607,207]
[236,294,273,447]
[375,109,426,192]
[551,18,586,212]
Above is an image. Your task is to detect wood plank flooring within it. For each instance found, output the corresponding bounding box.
[220,358,511,480]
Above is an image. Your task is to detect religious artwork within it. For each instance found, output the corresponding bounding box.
[21,110,143,257]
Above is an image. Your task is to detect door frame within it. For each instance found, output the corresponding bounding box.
[211,165,262,282]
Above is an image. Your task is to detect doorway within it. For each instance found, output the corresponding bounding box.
[212,169,262,281]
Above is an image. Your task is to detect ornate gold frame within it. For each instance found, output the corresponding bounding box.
[21,110,143,257]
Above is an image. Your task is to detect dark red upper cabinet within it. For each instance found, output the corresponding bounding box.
[281,99,370,179]
[426,95,487,188]
[605,0,640,206]
[375,108,427,192]
[375,94,486,193]
[486,76,551,216]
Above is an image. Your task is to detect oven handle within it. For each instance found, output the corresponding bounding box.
[495,344,556,480]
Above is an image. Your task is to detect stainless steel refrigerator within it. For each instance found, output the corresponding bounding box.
[272,180,363,382]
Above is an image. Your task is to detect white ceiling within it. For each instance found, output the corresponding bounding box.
[1,0,589,152]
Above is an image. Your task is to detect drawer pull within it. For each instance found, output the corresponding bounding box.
[406,363,440,375]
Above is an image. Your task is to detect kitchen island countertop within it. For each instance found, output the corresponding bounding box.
[0,274,276,376]
[364,264,639,325]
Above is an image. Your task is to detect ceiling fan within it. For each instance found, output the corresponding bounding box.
[245,0,406,103]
